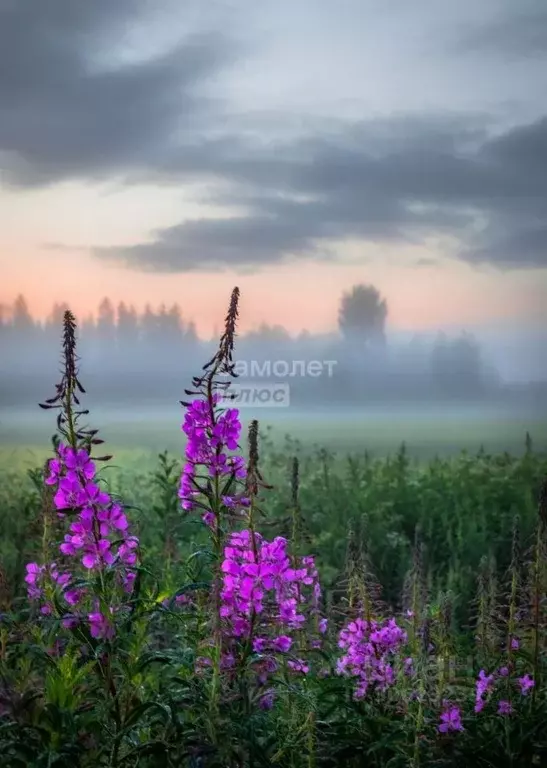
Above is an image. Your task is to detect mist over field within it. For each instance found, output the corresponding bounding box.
[1,303,546,457]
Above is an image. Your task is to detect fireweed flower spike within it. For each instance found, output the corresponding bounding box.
[179,292,326,699]
[25,309,139,638]
[218,528,324,688]
[179,288,248,532]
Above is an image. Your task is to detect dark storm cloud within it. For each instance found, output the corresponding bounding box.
[96,114,547,272]
[1,1,546,271]
[0,0,233,186]
[455,4,547,58]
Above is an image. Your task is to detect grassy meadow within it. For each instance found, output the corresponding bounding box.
[1,302,547,766]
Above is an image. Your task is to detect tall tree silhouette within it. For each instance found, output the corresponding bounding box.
[12,294,35,336]
[96,297,115,350]
[430,332,484,397]
[166,303,183,341]
[140,304,158,347]
[184,320,198,346]
[117,301,139,349]
[45,301,70,340]
[338,284,388,345]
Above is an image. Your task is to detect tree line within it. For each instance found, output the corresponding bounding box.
[0,287,511,406]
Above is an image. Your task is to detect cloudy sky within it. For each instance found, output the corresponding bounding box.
[1,0,546,336]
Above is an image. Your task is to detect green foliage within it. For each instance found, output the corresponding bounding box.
[1,437,546,766]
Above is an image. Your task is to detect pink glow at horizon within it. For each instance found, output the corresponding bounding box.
[2,243,546,338]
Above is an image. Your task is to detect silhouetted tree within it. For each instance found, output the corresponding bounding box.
[12,294,35,336]
[185,320,198,345]
[116,302,139,349]
[162,303,183,343]
[0,303,8,334]
[96,297,115,350]
[338,284,387,346]
[245,323,292,345]
[44,302,70,340]
[140,304,157,347]
[430,332,484,397]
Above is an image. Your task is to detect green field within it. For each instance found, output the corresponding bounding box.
[2,401,547,765]
[2,404,546,469]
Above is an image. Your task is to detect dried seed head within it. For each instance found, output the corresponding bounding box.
[200,286,240,378]
[538,475,547,530]
[290,457,299,509]
[511,514,521,567]
[245,420,273,502]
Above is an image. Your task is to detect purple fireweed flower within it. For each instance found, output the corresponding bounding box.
[81,482,110,508]
[97,503,129,535]
[118,537,139,566]
[438,704,464,733]
[220,652,236,670]
[510,637,520,650]
[179,397,247,515]
[475,668,496,712]
[89,607,115,640]
[498,700,513,715]
[60,533,84,556]
[253,637,268,653]
[62,615,80,630]
[64,448,96,480]
[25,562,43,586]
[218,528,324,684]
[29,441,140,642]
[202,511,216,528]
[47,444,138,585]
[45,457,64,486]
[287,659,309,675]
[82,538,114,569]
[518,674,534,695]
[499,666,509,677]
[259,689,275,710]
[272,635,292,653]
[336,616,408,700]
[54,475,86,511]
[64,588,84,606]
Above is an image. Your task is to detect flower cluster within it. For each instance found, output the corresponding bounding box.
[24,561,71,614]
[218,529,325,686]
[25,444,138,639]
[50,445,138,580]
[336,617,408,699]
[475,666,535,714]
[179,397,249,524]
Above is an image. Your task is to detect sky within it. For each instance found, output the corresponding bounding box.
[1,0,546,337]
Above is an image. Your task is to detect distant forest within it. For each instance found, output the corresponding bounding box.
[0,290,545,409]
